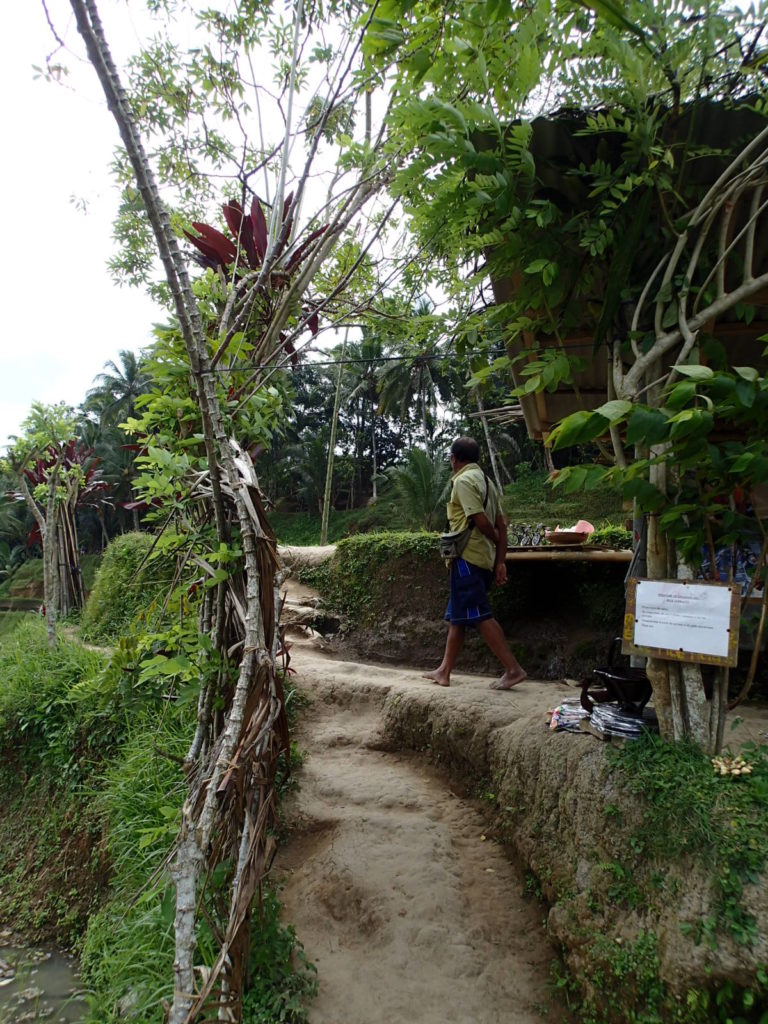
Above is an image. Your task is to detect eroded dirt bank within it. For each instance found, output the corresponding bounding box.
[275,641,571,1024]
[277,625,768,1021]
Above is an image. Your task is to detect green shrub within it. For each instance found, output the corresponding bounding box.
[306,531,437,625]
[0,557,44,599]
[242,889,317,1024]
[588,523,633,549]
[0,611,31,638]
[81,533,174,643]
[611,735,768,948]
[0,617,106,780]
[81,552,102,593]
[80,713,189,1022]
[80,699,315,1024]
[81,896,174,1023]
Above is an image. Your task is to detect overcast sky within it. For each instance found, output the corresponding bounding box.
[0,2,160,450]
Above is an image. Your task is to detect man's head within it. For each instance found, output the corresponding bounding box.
[450,436,480,468]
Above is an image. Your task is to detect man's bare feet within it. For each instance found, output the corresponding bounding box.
[490,669,527,691]
[424,669,450,687]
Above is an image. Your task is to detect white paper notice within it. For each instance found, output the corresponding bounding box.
[634,581,733,659]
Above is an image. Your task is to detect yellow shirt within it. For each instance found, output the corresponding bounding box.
[446,463,500,571]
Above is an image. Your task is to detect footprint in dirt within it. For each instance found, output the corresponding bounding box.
[274,646,571,1024]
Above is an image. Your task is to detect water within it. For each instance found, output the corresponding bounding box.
[0,945,87,1023]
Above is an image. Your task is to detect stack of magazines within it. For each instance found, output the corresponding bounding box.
[549,699,658,741]
[548,699,591,732]
[587,704,658,739]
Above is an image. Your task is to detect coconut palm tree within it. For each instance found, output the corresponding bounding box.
[376,301,459,453]
[389,447,451,531]
[84,349,151,427]
[345,329,386,501]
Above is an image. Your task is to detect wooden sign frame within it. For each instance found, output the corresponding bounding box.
[623,578,740,667]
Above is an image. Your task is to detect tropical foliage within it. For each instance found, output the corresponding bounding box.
[6,2,768,1021]
[368,0,768,751]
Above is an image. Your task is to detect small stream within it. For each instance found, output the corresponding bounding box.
[0,942,87,1023]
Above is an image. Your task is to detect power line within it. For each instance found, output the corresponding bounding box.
[200,349,507,372]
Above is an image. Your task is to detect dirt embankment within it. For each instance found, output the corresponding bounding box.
[280,619,768,1021]
[277,640,572,1024]
[282,537,629,682]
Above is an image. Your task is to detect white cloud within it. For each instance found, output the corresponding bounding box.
[0,2,160,449]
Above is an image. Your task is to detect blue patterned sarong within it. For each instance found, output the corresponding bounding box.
[444,557,493,626]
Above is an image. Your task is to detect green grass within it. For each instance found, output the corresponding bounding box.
[0,617,108,781]
[298,530,436,626]
[0,557,44,598]
[270,467,625,544]
[81,552,102,593]
[504,465,624,527]
[610,734,768,948]
[0,553,100,605]
[0,611,32,637]
[79,712,190,1022]
[270,503,390,545]
[549,736,768,1024]
[0,558,316,1023]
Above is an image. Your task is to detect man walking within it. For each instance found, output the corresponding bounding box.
[425,436,527,690]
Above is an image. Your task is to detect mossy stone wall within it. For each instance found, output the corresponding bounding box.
[302,532,627,680]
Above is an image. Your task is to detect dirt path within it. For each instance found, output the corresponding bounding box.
[274,636,571,1024]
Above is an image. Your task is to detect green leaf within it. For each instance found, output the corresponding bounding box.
[593,188,652,349]
[668,408,713,440]
[622,478,666,511]
[735,379,756,408]
[594,399,633,423]
[563,466,588,492]
[570,0,651,48]
[204,568,230,588]
[666,380,697,409]
[674,364,714,381]
[662,303,678,329]
[523,258,550,274]
[734,366,759,381]
[626,407,669,446]
[429,98,467,133]
[486,0,512,22]
[550,410,608,449]
[730,452,758,474]
[365,17,406,53]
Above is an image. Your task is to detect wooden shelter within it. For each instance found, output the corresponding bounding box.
[485,103,768,441]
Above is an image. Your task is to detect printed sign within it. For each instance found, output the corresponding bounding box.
[623,578,740,667]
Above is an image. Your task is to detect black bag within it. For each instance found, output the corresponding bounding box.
[439,473,490,559]
[438,525,474,559]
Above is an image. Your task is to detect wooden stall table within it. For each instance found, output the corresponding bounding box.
[505,545,632,564]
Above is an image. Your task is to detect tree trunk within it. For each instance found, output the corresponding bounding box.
[475,391,503,494]
[19,475,57,648]
[321,330,348,544]
[644,458,726,752]
[69,6,282,1021]
[371,404,378,502]
[421,391,430,454]
[644,455,673,738]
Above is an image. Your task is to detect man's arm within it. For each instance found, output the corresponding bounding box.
[467,510,507,584]
[468,510,497,543]
[493,511,508,585]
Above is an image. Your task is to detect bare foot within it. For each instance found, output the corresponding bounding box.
[424,669,450,687]
[490,670,527,691]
